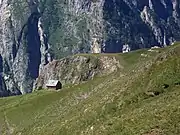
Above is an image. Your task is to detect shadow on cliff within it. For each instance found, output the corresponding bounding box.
[26,12,41,79]
[17,12,41,79]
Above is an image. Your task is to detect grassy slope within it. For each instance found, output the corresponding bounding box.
[1,43,180,134]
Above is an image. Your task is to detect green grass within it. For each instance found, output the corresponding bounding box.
[1,43,180,134]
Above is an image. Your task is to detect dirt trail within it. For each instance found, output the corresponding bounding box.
[3,111,14,135]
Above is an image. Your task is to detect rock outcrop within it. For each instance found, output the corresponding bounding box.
[34,55,122,90]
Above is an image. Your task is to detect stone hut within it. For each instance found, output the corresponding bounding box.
[46,80,62,90]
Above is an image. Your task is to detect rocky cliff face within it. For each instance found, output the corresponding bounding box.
[103,0,180,52]
[0,0,51,96]
[0,0,179,96]
[40,0,180,55]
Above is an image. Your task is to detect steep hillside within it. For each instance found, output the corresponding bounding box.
[1,43,180,134]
